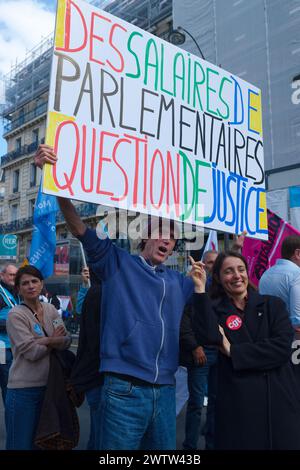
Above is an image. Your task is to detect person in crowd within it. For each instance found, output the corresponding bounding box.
[39,287,49,303]
[180,304,217,450]
[259,235,300,338]
[189,251,300,449]
[5,265,71,450]
[48,292,62,316]
[203,250,218,290]
[0,263,19,404]
[180,249,218,450]
[71,269,102,450]
[76,267,90,316]
[35,144,194,450]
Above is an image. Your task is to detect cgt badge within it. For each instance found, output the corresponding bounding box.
[226,315,243,331]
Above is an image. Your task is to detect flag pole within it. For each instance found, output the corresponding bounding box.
[79,242,91,288]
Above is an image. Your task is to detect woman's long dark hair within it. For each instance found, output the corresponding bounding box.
[209,251,249,299]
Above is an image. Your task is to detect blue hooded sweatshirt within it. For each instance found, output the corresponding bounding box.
[79,228,194,385]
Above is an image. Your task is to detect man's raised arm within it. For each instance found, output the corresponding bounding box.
[34,144,86,238]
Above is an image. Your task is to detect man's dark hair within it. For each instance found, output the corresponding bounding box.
[203,250,218,262]
[281,236,300,260]
[210,251,248,299]
[139,218,179,251]
[15,265,43,288]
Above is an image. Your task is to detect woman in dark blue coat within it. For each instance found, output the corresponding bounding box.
[190,251,300,450]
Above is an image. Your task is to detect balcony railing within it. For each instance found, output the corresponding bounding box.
[1,144,27,165]
[0,216,33,234]
[3,102,48,134]
[56,203,98,222]
[0,203,98,234]
[0,138,45,166]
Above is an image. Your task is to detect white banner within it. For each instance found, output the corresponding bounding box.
[43,0,267,239]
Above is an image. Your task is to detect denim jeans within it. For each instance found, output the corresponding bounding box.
[85,385,102,450]
[183,348,218,450]
[0,349,13,405]
[97,373,176,450]
[5,386,46,450]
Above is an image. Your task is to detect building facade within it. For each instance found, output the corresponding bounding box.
[0,0,173,263]
[172,0,300,225]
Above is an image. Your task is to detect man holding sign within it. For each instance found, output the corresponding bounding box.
[36,0,270,450]
[35,145,194,450]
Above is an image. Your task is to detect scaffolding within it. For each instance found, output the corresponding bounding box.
[92,0,172,33]
[2,34,54,121]
[1,0,172,125]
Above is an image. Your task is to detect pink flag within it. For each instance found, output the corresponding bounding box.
[242,209,300,286]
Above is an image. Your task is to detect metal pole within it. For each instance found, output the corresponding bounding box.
[79,242,91,287]
[224,233,230,252]
[178,26,205,60]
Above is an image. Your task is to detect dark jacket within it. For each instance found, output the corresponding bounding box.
[70,284,102,394]
[179,304,217,367]
[179,305,199,366]
[192,291,300,450]
[49,294,61,311]
[0,281,18,311]
[79,228,194,385]
[34,350,81,450]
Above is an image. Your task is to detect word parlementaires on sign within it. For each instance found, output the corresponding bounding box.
[43,0,268,239]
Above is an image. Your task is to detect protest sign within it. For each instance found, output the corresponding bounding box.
[289,186,300,231]
[43,0,267,239]
[242,209,300,286]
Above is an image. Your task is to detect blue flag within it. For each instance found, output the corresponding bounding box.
[29,183,58,278]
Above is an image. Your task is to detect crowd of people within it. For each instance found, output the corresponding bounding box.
[0,144,299,450]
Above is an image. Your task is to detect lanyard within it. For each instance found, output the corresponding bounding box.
[0,284,16,308]
[21,302,48,337]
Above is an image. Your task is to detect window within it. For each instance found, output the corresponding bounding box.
[10,204,19,221]
[291,119,300,143]
[30,163,37,187]
[32,128,39,144]
[19,108,24,126]
[26,239,32,257]
[13,169,20,193]
[0,169,5,183]
[15,137,22,151]
[28,198,35,217]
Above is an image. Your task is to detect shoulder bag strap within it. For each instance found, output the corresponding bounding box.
[21,302,48,337]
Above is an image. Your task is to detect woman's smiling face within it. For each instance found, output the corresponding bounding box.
[219,256,248,299]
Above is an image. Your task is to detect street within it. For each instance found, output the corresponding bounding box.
[0,395,198,450]
[0,338,204,450]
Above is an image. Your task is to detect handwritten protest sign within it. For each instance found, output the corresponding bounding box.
[43,0,267,239]
[242,209,300,286]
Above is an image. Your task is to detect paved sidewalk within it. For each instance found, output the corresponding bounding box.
[0,349,206,450]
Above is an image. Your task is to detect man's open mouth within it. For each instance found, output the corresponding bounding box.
[158,246,168,255]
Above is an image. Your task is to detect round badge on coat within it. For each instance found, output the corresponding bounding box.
[226,315,243,331]
[34,324,43,336]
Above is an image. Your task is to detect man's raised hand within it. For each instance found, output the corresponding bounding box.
[188,256,207,293]
[34,144,57,169]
